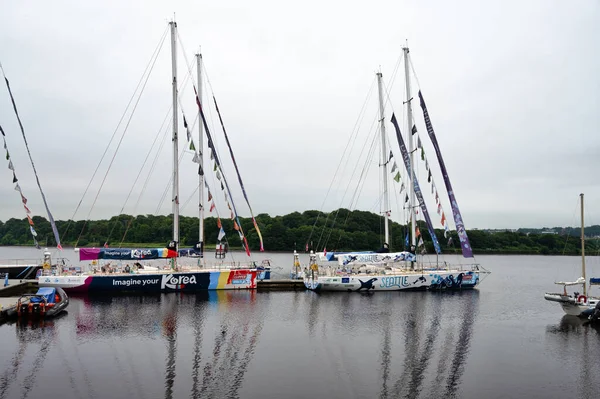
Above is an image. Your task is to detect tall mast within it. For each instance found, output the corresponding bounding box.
[376,72,390,247]
[196,51,204,255]
[403,46,416,248]
[581,193,586,296]
[170,21,180,259]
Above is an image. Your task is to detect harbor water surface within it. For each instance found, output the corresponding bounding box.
[1,247,599,398]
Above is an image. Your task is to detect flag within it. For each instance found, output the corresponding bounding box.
[233,221,240,231]
[218,227,226,241]
[389,150,393,161]
[208,191,212,202]
[305,242,309,251]
[323,247,327,256]
[30,226,37,237]
[405,232,409,248]
[213,162,217,171]
[405,194,409,203]
[184,116,191,142]
[393,172,400,182]
[104,242,109,248]
[189,140,196,151]
[412,124,417,135]
[437,203,441,215]
[421,148,425,161]
[391,161,398,173]
[417,237,424,247]
[8,160,13,170]
[27,215,33,225]
[448,237,454,246]
[400,182,405,193]
[57,243,63,250]
[417,136,422,149]
[441,212,446,226]
[217,218,222,228]
[415,227,421,237]
[427,170,432,183]
[216,170,221,180]
[209,202,215,212]
[12,172,17,183]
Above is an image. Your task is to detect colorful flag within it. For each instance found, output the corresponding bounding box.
[189,140,196,151]
[412,124,417,135]
[393,172,400,182]
[218,227,226,241]
[209,202,215,212]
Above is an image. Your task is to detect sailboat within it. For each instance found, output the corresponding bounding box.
[303,46,484,292]
[544,193,599,315]
[38,21,268,293]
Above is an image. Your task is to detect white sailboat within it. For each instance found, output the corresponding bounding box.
[303,47,484,292]
[39,21,269,292]
[544,193,599,315]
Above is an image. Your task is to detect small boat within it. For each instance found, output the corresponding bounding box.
[6,287,69,319]
[544,193,599,316]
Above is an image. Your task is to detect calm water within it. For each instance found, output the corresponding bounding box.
[1,247,600,399]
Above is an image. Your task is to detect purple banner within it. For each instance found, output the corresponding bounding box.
[79,248,177,261]
[390,114,442,254]
[418,91,473,258]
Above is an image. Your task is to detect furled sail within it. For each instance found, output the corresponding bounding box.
[417,91,473,258]
[390,113,441,254]
[212,95,265,252]
[193,87,251,256]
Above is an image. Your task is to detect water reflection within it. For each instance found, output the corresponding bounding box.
[545,315,600,399]
[382,290,480,399]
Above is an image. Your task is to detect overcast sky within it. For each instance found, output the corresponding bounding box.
[0,0,598,231]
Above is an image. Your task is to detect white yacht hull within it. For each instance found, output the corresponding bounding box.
[544,293,598,316]
[304,269,479,292]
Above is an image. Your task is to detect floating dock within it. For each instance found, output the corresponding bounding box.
[0,279,38,323]
[257,279,306,291]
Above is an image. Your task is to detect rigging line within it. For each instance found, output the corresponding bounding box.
[74,29,167,248]
[323,127,379,250]
[63,25,169,240]
[321,61,406,249]
[308,77,377,248]
[106,108,172,247]
[320,92,379,242]
[116,111,172,247]
[330,126,380,249]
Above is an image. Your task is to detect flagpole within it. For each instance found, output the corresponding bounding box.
[170,21,180,269]
[403,46,416,250]
[376,71,390,248]
[196,51,204,264]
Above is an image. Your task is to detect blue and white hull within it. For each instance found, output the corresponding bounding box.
[304,269,479,292]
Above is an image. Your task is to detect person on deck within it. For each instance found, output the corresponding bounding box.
[376,243,390,253]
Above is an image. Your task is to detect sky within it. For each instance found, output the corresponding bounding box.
[0,0,599,231]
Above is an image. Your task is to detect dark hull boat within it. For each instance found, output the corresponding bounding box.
[6,287,69,319]
[0,264,42,279]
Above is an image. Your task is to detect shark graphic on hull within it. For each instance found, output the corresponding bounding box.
[357,278,378,291]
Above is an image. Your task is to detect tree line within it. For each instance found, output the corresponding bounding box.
[0,209,598,255]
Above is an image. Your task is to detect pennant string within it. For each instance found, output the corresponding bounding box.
[0,124,40,246]
[1,66,62,249]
